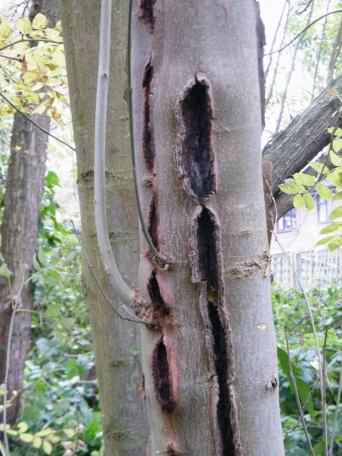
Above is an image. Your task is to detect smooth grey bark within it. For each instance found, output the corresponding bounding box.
[263,73,342,217]
[132,1,284,454]
[61,2,147,455]
[0,0,59,425]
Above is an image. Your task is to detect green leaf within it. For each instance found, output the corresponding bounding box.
[45,171,60,188]
[311,162,330,175]
[303,193,315,210]
[279,179,302,195]
[329,150,342,166]
[334,191,342,200]
[293,194,305,208]
[43,440,53,455]
[20,433,34,443]
[320,223,342,234]
[17,422,28,433]
[293,173,316,187]
[316,235,336,246]
[33,436,42,448]
[315,182,333,200]
[329,206,342,220]
[327,169,342,187]
[333,137,342,152]
[277,347,314,416]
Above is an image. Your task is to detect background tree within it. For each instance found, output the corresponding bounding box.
[0,0,60,425]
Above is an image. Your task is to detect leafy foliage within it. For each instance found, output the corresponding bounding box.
[0,13,66,121]
[273,286,342,455]
[280,128,342,250]
[1,171,102,456]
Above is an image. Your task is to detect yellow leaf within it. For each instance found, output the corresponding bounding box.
[0,17,12,40]
[33,436,42,448]
[17,422,28,433]
[43,440,53,455]
[32,13,48,30]
[17,17,32,34]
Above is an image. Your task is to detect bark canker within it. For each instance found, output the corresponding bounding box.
[177,76,216,200]
[142,60,155,171]
[196,206,240,455]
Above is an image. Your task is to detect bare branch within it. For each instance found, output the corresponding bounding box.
[94,0,141,307]
[0,89,76,152]
[275,1,315,132]
[264,73,342,216]
[264,0,289,81]
[311,0,332,100]
[327,16,342,84]
[267,9,342,56]
[265,1,291,107]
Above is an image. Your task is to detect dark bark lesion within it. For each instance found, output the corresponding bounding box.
[142,60,155,172]
[176,76,216,200]
[152,337,176,414]
[139,0,156,32]
[147,270,170,321]
[195,206,241,456]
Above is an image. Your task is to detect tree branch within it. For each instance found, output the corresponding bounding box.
[94,0,141,307]
[267,9,342,56]
[264,73,342,212]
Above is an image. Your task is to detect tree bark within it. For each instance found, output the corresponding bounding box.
[132,1,284,454]
[0,115,49,424]
[61,2,147,454]
[263,73,342,217]
[0,0,59,425]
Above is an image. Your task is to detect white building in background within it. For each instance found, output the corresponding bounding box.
[271,194,336,254]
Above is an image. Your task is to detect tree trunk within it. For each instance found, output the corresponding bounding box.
[0,115,49,424]
[61,2,147,454]
[0,0,59,426]
[132,1,284,454]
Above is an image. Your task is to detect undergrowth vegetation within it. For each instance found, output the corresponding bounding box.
[2,171,341,456]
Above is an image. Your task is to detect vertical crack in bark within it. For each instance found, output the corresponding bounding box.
[207,301,235,455]
[148,193,159,250]
[140,0,156,32]
[178,77,216,199]
[255,0,266,127]
[197,207,239,455]
[143,60,155,171]
[152,337,176,413]
[147,270,170,320]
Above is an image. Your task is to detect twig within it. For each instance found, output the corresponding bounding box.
[266,2,291,107]
[0,38,63,53]
[297,276,328,456]
[266,10,342,56]
[322,328,329,456]
[275,1,315,132]
[328,363,342,455]
[284,329,315,455]
[327,16,342,84]
[265,0,289,81]
[0,89,76,152]
[311,0,332,100]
